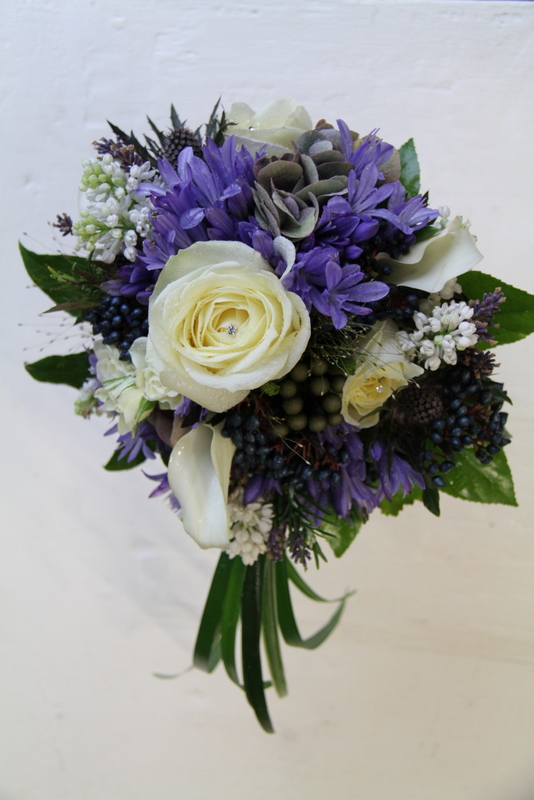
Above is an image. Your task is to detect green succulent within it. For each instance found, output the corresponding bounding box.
[252,123,354,240]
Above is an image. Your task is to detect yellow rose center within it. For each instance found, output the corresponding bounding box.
[354,372,394,413]
[168,278,284,375]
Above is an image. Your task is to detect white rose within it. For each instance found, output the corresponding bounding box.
[227,99,313,157]
[146,241,311,413]
[342,320,424,428]
[376,216,483,294]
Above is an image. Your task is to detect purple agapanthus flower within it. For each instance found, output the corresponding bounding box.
[369,440,425,502]
[109,421,158,464]
[139,137,257,271]
[143,471,181,513]
[322,424,381,517]
[350,131,394,177]
[282,247,389,328]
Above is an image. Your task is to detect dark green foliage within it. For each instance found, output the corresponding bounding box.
[441,448,517,506]
[24,352,90,389]
[460,270,534,347]
[399,138,421,197]
[20,243,106,319]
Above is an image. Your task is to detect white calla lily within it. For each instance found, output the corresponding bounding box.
[167,423,236,549]
[376,216,483,294]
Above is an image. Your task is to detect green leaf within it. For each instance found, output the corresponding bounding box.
[320,507,363,558]
[261,559,287,699]
[441,447,517,506]
[275,558,347,650]
[423,486,441,517]
[380,486,422,516]
[286,558,353,604]
[339,356,356,375]
[24,352,90,389]
[459,270,534,347]
[20,243,101,319]
[145,115,165,146]
[205,98,230,146]
[399,138,421,197]
[193,553,233,674]
[414,224,440,243]
[260,381,280,396]
[220,556,246,687]
[106,121,156,167]
[104,448,147,471]
[170,104,183,130]
[241,560,274,733]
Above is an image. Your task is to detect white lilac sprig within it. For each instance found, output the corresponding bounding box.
[418,276,463,315]
[226,488,274,566]
[397,299,479,371]
[73,154,155,262]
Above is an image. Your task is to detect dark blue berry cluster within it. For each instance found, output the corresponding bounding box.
[424,366,510,487]
[353,286,425,327]
[220,407,344,494]
[358,221,412,273]
[85,296,148,360]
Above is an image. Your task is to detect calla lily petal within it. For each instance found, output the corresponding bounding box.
[167,423,236,549]
[376,216,483,294]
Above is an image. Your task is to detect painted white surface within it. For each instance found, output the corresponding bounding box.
[1,1,534,798]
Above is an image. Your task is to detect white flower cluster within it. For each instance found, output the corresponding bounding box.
[73,154,155,263]
[418,276,463,315]
[397,299,478,371]
[226,488,274,566]
[77,336,181,433]
[74,377,99,418]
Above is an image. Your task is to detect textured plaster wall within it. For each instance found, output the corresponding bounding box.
[1,2,534,799]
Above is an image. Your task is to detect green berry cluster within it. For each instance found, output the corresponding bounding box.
[271,357,346,436]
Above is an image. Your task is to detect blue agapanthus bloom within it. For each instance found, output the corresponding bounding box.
[140,137,257,271]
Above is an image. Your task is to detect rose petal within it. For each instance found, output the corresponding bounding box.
[147,241,311,412]
[227,99,313,157]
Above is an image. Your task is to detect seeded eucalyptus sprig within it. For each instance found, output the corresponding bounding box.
[308,312,370,372]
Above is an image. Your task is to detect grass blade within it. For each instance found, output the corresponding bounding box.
[276,558,348,650]
[261,559,287,698]
[241,560,274,733]
[193,553,233,673]
[221,557,246,686]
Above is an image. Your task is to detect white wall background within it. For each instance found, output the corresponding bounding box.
[1,2,533,798]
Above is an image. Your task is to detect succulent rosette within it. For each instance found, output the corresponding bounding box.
[22,98,534,733]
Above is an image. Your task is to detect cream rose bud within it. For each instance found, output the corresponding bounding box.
[227,99,313,157]
[342,320,424,429]
[146,241,311,413]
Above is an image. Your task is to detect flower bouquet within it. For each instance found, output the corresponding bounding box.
[22,99,534,732]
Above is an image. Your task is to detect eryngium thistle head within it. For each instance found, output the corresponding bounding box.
[391,381,444,426]
[162,127,203,162]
